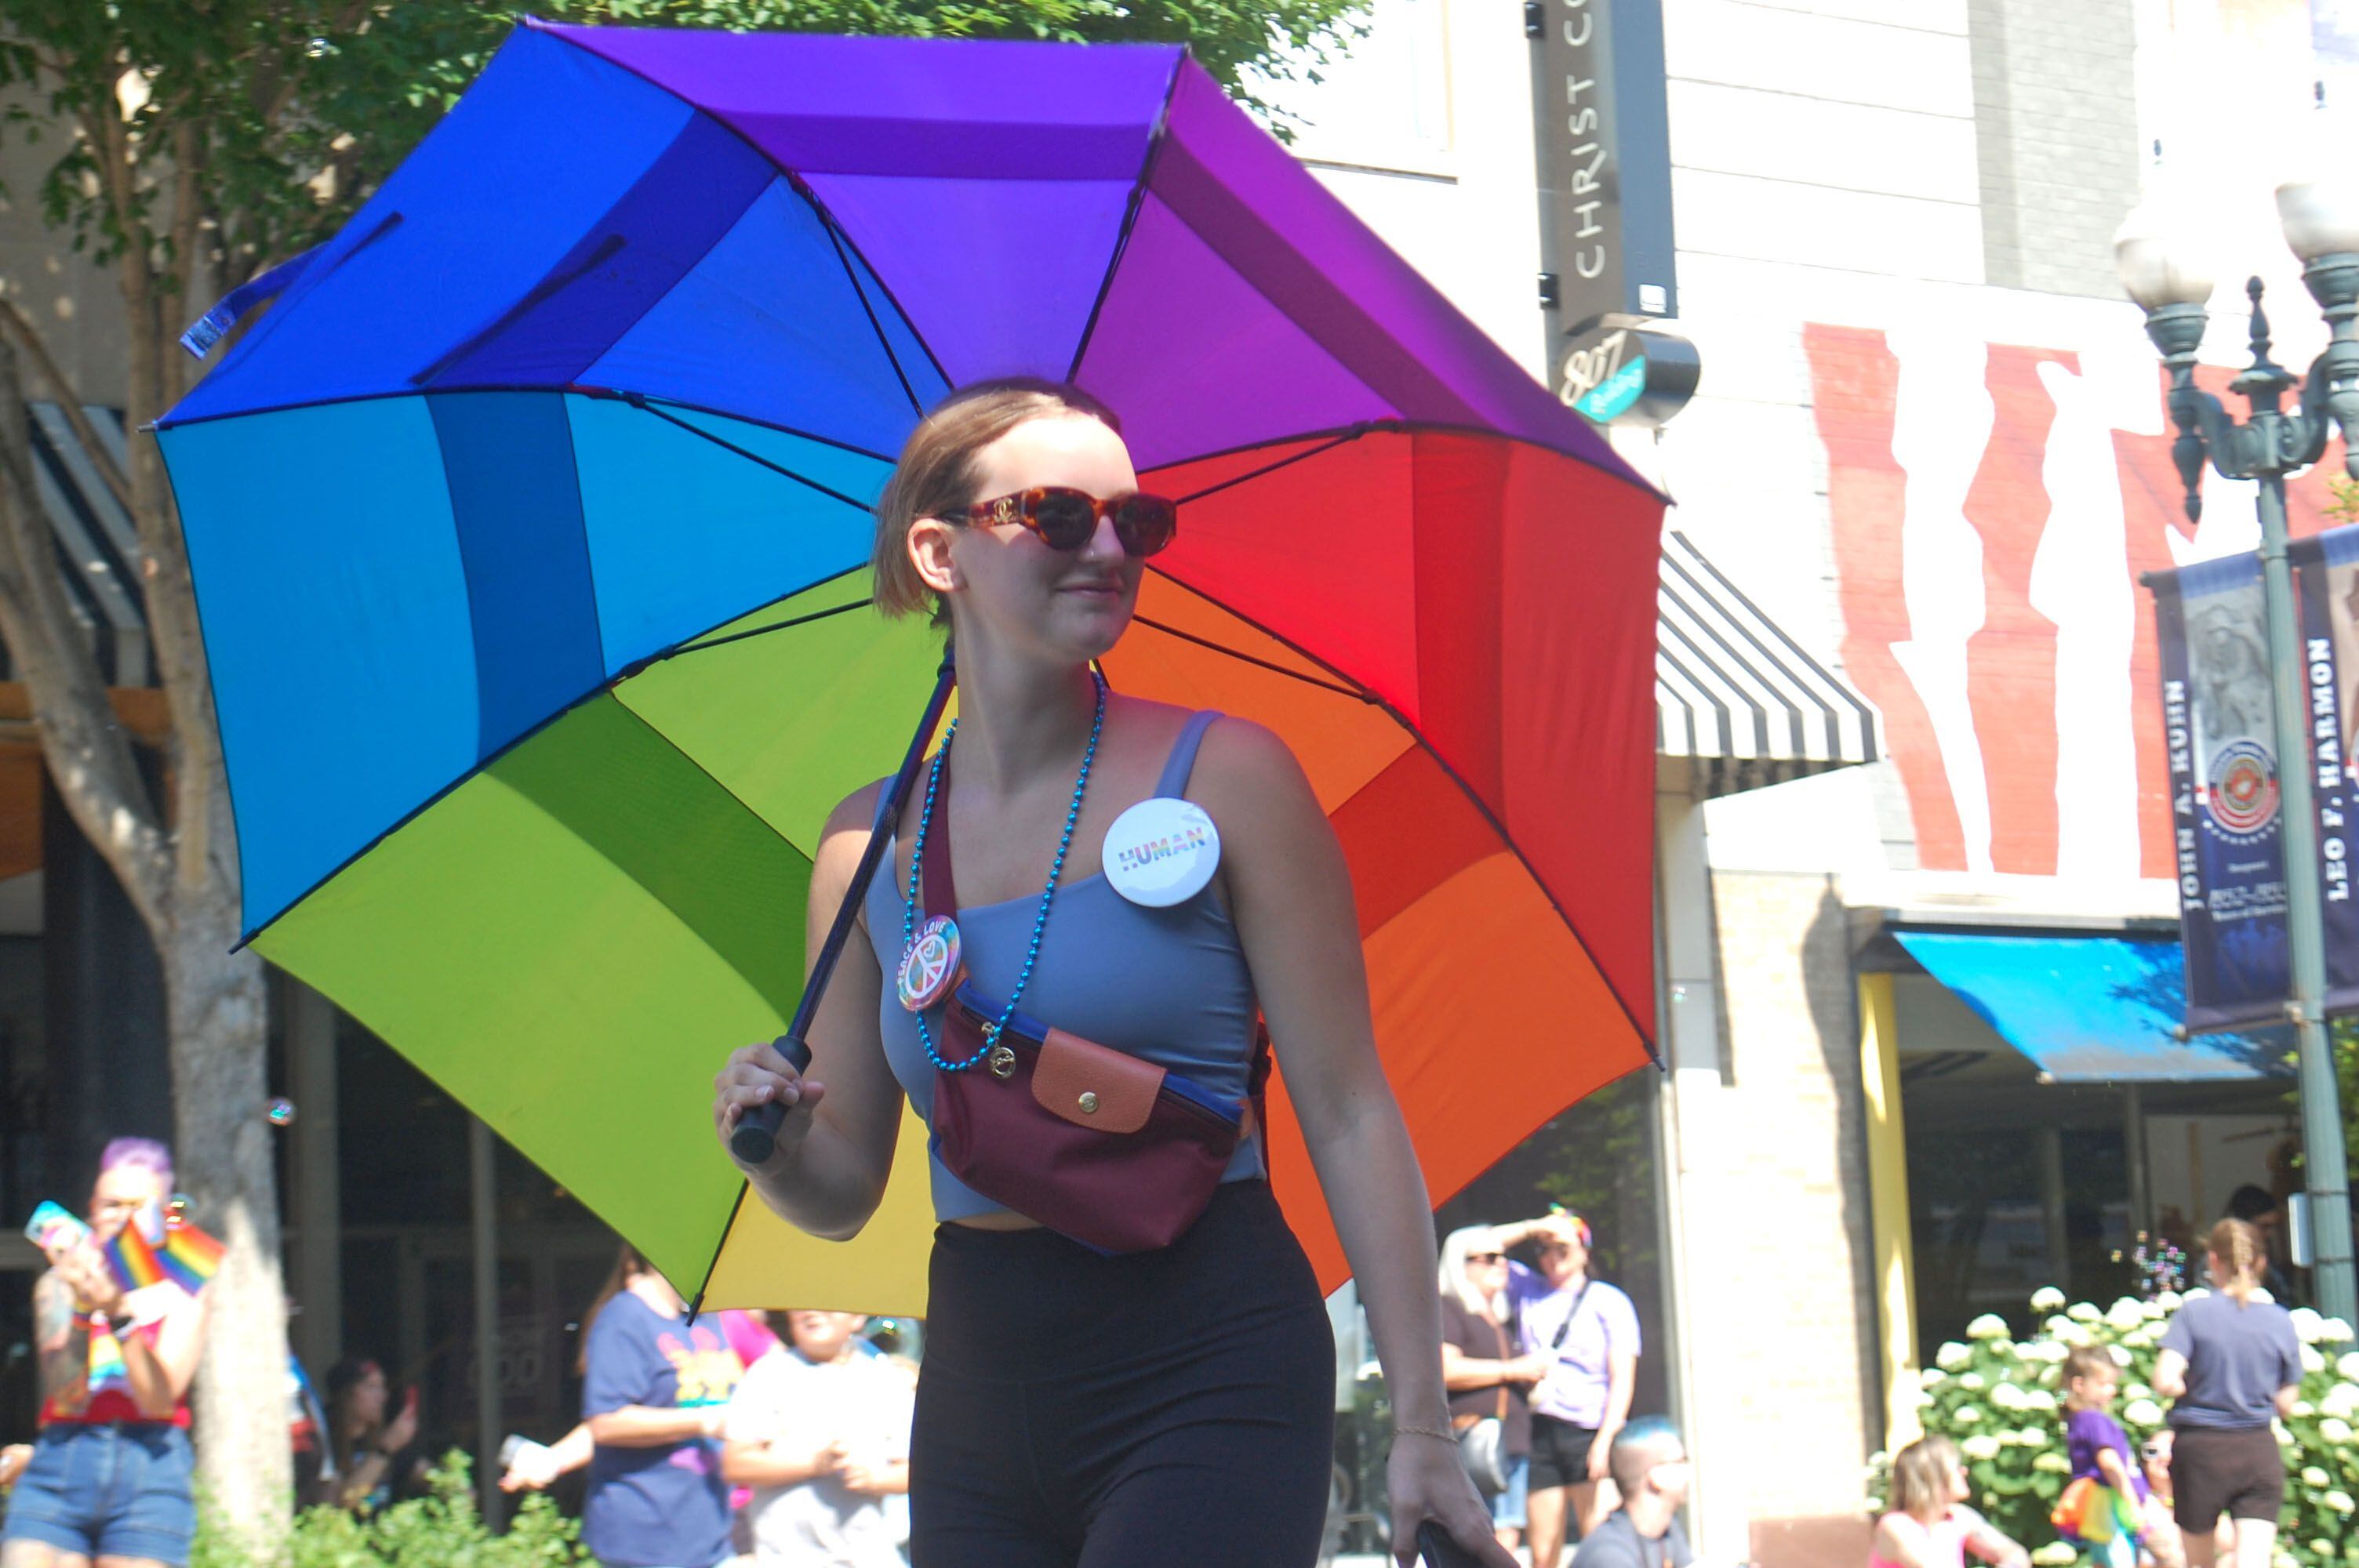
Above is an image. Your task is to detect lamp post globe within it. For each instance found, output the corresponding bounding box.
[2277,176,2359,267]
[2114,194,2217,313]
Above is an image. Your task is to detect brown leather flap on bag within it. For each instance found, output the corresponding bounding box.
[1031,1028,1165,1132]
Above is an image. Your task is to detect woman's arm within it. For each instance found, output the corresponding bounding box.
[2277,1382,2302,1417]
[720,1435,838,1488]
[1958,1504,2029,1567]
[1202,720,1509,1566]
[119,1287,208,1417]
[1586,1351,1638,1483]
[838,1455,909,1496]
[2153,1348,2189,1401]
[1440,1341,1524,1393]
[331,1448,394,1509]
[1873,1516,1936,1568]
[31,1272,89,1414]
[588,1405,722,1449]
[715,785,908,1241]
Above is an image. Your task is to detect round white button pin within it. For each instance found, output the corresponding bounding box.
[1101,798,1221,908]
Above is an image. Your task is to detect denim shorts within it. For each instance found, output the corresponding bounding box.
[1,1422,196,1564]
[1489,1453,1531,1530]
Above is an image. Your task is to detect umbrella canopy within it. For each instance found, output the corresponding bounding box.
[158,21,1666,1312]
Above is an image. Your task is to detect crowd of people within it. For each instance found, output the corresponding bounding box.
[1869,1216,2303,1568]
[513,1243,917,1568]
[1437,1208,1735,1568]
[0,1145,2324,1568]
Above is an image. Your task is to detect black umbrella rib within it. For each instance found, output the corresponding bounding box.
[1172,425,1373,506]
[623,395,875,513]
[1064,51,1187,384]
[811,199,923,418]
[651,595,877,664]
[1130,614,1369,702]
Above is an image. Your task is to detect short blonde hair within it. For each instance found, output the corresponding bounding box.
[1888,1434,1961,1517]
[870,378,1124,623]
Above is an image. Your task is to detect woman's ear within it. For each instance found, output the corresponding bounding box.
[908,516,960,597]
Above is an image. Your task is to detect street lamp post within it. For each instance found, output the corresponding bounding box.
[2117,176,2359,1326]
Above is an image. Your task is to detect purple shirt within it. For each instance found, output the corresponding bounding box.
[2065,1406,2147,1501]
[1507,1261,1641,1428]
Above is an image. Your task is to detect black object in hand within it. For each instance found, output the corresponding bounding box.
[726,1034,813,1163]
[1417,1521,1485,1568]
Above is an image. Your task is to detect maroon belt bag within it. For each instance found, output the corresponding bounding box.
[930,982,1252,1254]
[911,740,1264,1254]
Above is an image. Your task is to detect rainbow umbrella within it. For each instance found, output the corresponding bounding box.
[158,21,1665,1312]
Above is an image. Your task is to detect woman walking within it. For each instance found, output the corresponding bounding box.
[0,1138,209,1568]
[1439,1227,1543,1556]
[713,379,1505,1566]
[2154,1219,2303,1568]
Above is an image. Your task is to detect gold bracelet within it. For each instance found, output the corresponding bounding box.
[1394,1421,1457,1443]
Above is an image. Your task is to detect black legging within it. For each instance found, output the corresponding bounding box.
[910,1181,1336,1566]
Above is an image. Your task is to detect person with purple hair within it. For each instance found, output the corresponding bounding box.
[2,1137,210,1568]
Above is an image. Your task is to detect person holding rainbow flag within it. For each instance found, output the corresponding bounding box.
[1,1138,218,1568]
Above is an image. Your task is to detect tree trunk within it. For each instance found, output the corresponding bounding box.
[164,877,288,1547]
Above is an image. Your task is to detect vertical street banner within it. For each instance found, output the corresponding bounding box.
[2155,553,2293,1031]
[2151,525,2359,1032]
[2293,525,2359,1016]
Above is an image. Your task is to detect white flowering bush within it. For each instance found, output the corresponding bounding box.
[1874,1288,2359,1567]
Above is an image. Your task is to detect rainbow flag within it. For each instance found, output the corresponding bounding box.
[85,1315,129,1398]
[102,1216,222,1294]
[2052,1475,2142,1544]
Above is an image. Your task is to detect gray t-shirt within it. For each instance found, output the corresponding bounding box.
[1568,1511,1693,1568]
[2160,1291,2302,1429]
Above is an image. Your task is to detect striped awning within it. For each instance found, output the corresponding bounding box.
[1658,529,1879,795]
[0,404,151,689]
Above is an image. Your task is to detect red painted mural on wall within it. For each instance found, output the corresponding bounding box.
[1803,324,2348,880]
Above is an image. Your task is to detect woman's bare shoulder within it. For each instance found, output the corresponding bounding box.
[1187,713,1314,804]
[812,779,892,898]
[823,778,890,839]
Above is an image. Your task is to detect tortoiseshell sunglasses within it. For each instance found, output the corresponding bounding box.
[957,486,1179,558]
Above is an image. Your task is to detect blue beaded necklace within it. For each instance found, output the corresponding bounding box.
[905,671,1107,1073]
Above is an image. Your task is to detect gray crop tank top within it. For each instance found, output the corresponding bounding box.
[863,710,1266,1222]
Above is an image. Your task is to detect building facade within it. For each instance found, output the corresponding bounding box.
[5,0,2354,1560]
[1268,0,2353,1560]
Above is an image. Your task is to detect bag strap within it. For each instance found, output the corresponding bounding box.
[919,741,960,922]
[1549,1279,1597,1352]
[1492,1311,1511,1420]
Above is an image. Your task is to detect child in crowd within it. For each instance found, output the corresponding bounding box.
[2055,1345,2154,1568]
[2139,1428,2188,1568]
[1871,1435,2030,1568]
[723,1310,912,1568]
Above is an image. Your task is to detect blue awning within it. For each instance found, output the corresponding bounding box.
[1893,932,2293,1082]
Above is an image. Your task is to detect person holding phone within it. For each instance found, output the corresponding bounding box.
[314,1359,423,1510]
[1,1137,209,1568]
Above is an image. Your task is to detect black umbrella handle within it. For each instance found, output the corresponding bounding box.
[729,646,957,1165]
